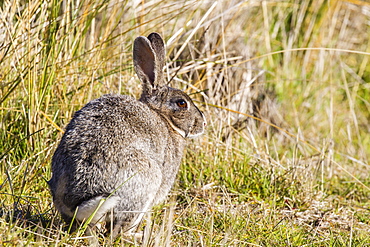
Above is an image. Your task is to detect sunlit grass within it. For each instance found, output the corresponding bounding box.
[1,0,370,246]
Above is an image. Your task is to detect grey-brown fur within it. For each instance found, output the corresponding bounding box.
[48,32,206,239]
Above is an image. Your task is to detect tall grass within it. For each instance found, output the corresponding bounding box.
[1,0,370,246]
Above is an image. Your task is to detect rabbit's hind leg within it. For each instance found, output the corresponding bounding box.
[109,191,157,239]
[109,152,163,240]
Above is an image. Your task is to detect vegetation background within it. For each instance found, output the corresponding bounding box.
[1,0,370,246]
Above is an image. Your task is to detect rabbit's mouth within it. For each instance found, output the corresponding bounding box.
[187,114,207,139]
[187,131,204,139]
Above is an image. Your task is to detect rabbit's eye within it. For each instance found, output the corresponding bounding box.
[176,99,188,108]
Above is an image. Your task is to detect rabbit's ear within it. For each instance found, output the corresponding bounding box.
[134,36,156,86]
[133,33,166,94]
[147,32,165,75]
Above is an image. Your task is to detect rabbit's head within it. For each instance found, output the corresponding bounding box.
[134,32,206,138]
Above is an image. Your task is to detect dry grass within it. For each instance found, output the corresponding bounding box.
[1,0,370,246]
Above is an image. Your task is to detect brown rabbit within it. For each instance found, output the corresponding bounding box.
[48,32,206,239]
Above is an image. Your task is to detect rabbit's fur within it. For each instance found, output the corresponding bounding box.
[48,33,206,238]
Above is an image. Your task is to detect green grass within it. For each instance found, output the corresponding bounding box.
[1,0,370,246]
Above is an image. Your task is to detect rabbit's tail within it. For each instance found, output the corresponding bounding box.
[76,195,120,223]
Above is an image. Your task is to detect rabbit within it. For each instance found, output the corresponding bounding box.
[48,32,206,239]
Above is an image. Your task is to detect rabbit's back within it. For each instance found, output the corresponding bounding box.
[53,94,169,171]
